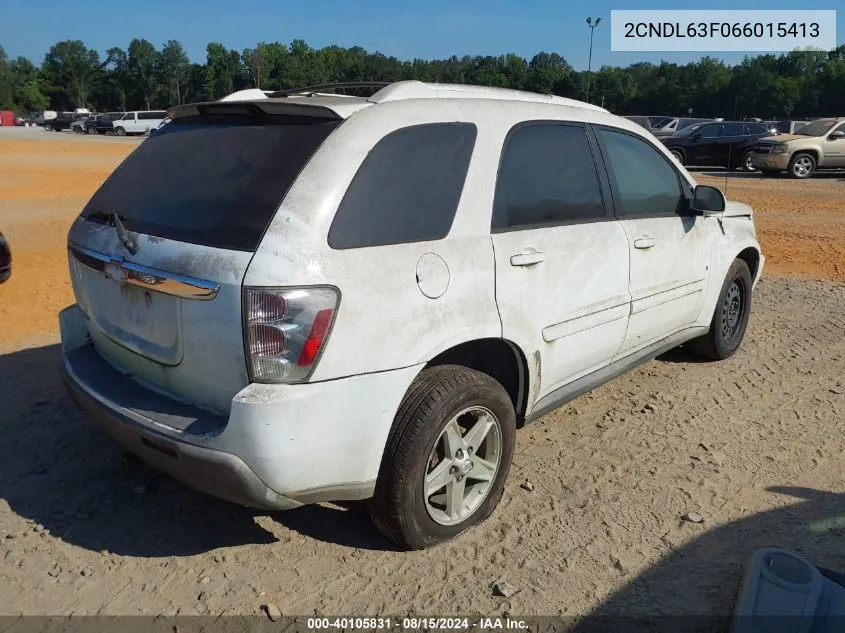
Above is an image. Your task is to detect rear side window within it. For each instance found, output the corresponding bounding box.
[492,123,605,230]
[139,111,166,120]
[722,123,744,136]
[597,128,685,217]
[696,123,721,138]
[327,123,476,249]
[82,115,340,251]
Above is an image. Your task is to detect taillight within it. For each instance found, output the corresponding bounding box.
[243,287,339,383]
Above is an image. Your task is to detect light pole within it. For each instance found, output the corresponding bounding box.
[585,17,601,103]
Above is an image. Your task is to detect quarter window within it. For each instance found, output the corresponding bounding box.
[327,123,477,249]
[492,124,605,230]
[597,128,686,217]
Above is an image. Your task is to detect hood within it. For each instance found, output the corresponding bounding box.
[723,200,753,218]
[757,133,809,143]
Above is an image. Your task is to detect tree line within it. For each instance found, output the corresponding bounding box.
[1,38,843,119]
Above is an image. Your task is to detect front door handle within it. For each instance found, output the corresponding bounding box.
[633,237,656,249]
[510,251,546,266]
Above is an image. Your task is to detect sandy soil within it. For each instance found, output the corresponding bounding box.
[0,128,844,623]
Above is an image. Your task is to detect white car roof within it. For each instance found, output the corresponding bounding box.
[202,80,610,121]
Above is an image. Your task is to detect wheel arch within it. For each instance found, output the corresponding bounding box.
[424,338,531,425]
[790,148,819,164]
[736,246,761,281]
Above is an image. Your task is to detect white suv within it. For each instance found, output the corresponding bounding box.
[60,81,764,549]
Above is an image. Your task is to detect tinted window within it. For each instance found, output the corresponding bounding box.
[83,115,340,251]
[597,128,685,217]
[722,123,744,136]
[696,124,721,137]
[746,124,768,134]
[139,111,166,120]
[492,124,604,230]
[328,123,476,249]
[123,113,135,120]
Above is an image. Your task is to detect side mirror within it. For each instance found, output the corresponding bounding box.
[691,185,725,216]
[830,130,845,140]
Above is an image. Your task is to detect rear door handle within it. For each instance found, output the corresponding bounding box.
[633,237,656,250]
[510,251,546,266]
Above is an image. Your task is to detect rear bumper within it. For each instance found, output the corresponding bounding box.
[59,304,421,510]
[62,361,302,511]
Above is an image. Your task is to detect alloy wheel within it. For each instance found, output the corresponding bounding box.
[424,406,503,526]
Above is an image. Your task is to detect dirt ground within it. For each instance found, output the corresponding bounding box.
[0,128,844,623]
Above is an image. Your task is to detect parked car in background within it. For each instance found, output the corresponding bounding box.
[147,117,171,136]
[662,121,774,171]
[773,120,809,135]
[71,118,87,133]
[0,111,16,126]
[0,232,11,283]
[45,111,91,132]
[752,117,845,178]
[113,110,168,136]
[81,113,124,135]
[624,116,652,131]
[651,117,716,138]
[60,80,763,550]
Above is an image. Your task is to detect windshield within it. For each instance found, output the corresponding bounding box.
[798,120,837,136]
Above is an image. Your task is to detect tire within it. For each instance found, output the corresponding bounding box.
[115,126,126,137]
[87,126,99,135]
[368,365,516,550]
[44,123,53,132]
[788,152,816,179]
[687,259,753,360]
[670,149,685,165]
[742,151,757,172]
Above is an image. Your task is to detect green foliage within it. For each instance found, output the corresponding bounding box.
[2,39,843,117]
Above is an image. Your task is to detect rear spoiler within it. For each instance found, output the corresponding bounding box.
[167,101,343,122]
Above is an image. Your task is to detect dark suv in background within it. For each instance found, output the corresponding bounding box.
[84,113,125,135]
[44,112,91,132]
[661,121,775,171]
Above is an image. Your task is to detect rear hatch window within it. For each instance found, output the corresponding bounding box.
[82,114,341,251]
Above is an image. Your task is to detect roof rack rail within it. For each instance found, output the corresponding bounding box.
[368,81,609,112]
[267,82,391,98]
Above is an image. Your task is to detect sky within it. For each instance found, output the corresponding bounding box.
[1,0,842,70]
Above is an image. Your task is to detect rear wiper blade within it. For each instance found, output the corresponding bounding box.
[84,210,138,255]
[112,213,138,255]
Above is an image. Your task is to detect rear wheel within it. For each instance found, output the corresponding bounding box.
[788,153,816,179]
[368,365,516,550]
[670,149,685,165]
[687,259,753,360]
[115,126,126,137]
[87,126,99,135]
[44,123,53,132]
